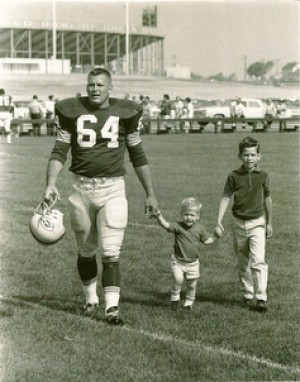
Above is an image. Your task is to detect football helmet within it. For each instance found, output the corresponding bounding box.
[29,196,66,244]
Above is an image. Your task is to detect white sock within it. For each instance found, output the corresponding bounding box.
[104,286,120,312]
[82,281,99,305]
[183,300,194,307]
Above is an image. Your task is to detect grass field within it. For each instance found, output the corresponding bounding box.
[0,132,299,382]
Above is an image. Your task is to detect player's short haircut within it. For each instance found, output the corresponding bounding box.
[0,88,5,95]
[181,197,202,215]
[239,136,260,154]
[88,67,112,83]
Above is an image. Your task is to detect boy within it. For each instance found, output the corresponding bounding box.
[157,197,215,310]
[215,137,272,312]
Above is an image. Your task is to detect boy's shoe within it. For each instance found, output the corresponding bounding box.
[105,306,124,326]
[183,305,193,311]
[81,303,100,319]
[255,300,268,312]
[171,300,180,311]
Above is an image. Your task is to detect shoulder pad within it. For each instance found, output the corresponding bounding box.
[109,98,143,119]
[56,97,92,119]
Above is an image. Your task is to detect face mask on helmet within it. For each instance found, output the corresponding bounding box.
[29,197,66,245]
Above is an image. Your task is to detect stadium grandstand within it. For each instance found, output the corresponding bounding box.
[0,2,164,76]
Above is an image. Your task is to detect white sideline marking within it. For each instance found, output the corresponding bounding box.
[122,326,300,375]
[0,295,299,376]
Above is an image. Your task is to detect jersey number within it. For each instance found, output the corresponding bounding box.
[77,115,120,148]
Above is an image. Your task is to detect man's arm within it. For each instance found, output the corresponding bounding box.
[265,195,273,238]
[134,164,158,216]
[44,159,64,200]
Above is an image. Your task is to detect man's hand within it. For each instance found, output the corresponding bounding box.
[43,185,60,201]
[144,195,158,218]
[266,224,273,239]
[214,223,224,238]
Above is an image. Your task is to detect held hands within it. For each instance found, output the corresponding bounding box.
[214,223,224,238]
[144,195,158,218]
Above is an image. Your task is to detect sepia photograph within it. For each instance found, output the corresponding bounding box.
[0,0,299,381]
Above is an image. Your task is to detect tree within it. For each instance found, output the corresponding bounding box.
[247,60,275,80]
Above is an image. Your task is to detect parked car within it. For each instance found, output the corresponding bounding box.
[194,98,266,126]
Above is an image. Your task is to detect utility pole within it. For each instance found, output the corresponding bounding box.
[244,55,247,82]
[52,0,57,60]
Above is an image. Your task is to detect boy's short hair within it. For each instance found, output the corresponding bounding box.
[181,197,202,214]
[239,136,260,154]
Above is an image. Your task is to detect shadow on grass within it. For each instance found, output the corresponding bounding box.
[1,295,108,324]
[122,289,248,310]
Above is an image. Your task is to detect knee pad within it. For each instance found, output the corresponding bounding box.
[102,261,120,287]
[77,254,98,283]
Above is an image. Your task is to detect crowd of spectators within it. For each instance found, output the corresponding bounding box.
[0,89,298,142]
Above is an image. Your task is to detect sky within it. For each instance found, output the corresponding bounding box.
[0,0,299,79]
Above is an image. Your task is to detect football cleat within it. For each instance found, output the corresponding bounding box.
[105,306,124,326]
[81,303,100,320]
[29,196,66,245]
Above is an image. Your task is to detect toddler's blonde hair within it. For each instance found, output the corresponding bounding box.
[181,197,202,215]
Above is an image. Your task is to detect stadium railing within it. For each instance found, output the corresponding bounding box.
[142,117,300,134]
[9,116,299,136]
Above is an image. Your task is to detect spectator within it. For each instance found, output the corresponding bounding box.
[230,98,238,129]
[159,94,172,134]
[182,97,194,133]
[44,95,56,136]
[139,95,145,105]
[263,99,277,129]
[173,96,184,118]
[142,96,153,134]
[233,97,246,129]
[0,88,14,143]
[172,96,184,133]
[29,95,44,136]
[277,99,287,132]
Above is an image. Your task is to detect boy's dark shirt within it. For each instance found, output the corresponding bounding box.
[223,165,271,220]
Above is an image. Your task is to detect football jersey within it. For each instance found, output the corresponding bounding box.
[52,97,144,178]
[0,95,13,112]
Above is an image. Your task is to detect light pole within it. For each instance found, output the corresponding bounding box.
[125,0,129,76]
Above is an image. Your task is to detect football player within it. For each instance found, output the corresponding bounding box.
[0,88,14,143]
[43,67,158,325]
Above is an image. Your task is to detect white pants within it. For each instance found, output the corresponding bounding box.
[0,112,13,134]
[232,216,268,301]
[68,175,128,262]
